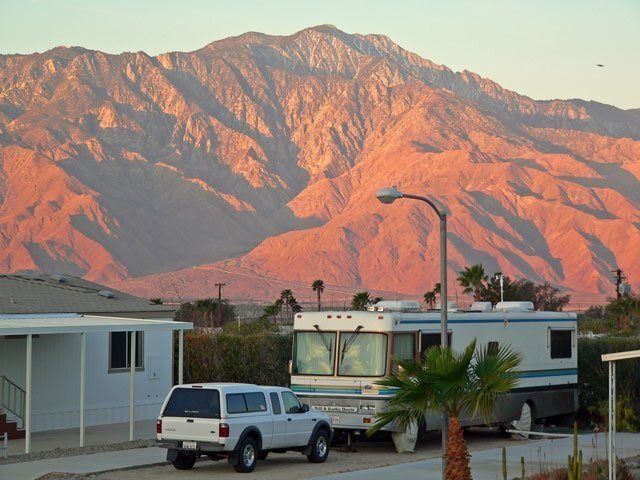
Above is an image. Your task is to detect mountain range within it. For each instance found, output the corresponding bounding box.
[1,25,639,303]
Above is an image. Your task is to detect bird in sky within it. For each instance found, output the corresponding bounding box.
[596,64,605,67]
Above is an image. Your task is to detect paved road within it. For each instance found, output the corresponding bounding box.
[4,431,640,480]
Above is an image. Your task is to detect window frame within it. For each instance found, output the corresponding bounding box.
[108,331,145,373]
[269,392,282,415]
[487,341,499,355]
[549,329,573,359]
[226,393,249,414]
[336,331,389,378]
[162,387,221,419]
[281,390,303,414]
[390,332,416,372]
[420,331,452,358]
[244,392,268,413]
[292,330,338,376]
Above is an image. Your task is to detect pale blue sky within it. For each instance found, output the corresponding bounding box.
[1,0,638,109]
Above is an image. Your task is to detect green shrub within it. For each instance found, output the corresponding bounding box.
[176,330,292,387]
[578,337,640,430]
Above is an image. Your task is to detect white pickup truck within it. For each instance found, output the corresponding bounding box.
[156,383,333,473]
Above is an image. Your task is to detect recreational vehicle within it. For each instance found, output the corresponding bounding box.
[290,301,577,449]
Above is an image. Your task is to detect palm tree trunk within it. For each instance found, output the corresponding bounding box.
[445,416,472,480]
[317,291,322,311]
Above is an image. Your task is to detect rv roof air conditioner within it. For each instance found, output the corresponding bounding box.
[468,301,492,312]
[367,300,421,313]
[494,301,534,312]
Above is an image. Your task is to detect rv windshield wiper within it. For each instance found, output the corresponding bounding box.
[340,325,364,362]
[313,324,333,352]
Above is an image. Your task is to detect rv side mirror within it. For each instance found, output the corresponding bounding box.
[288,360,293,374]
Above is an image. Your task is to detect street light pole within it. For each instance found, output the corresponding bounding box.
[376,187,448,476]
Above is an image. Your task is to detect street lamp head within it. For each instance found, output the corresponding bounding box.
[376,186,403,204]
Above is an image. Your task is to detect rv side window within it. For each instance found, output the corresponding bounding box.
[550,330,572,359]
[487,342,499,355]
[392,333,414,371]
[420,333,452,357]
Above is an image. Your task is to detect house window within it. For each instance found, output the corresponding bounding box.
[550,330,572,359]
[109,331,144,372]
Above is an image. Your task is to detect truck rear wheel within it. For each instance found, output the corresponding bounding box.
[172,451,197,470]
[233,437,258,473]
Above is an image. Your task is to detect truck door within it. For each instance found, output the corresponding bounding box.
[269,391,287,447]
[282,391,314,446]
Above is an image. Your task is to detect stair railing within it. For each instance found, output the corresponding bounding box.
[0,375,25,424]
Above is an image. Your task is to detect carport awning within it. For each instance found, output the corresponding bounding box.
[1,313,192,454]
[0,313,192,335]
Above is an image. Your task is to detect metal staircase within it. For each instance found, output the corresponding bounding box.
[0,376,25,440]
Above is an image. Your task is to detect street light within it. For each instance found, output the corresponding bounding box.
[376,186,449,475]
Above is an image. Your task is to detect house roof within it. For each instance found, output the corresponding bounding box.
[0,313,191,335]
[0,274,175,316]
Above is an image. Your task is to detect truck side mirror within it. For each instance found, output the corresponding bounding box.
[302,404,310,413]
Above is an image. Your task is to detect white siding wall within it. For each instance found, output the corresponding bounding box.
[0,329,173,432]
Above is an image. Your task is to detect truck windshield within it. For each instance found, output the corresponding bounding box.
[163,388,220,419]
[293,331,336,375]
[338,332,387,377]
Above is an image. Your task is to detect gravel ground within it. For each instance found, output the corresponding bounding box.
[0,439,155,466]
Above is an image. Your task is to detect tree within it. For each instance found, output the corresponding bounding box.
[262,303,281,325]
[351,291,372,311]
[532,282,571,312]
[194,297,216,328]
[312,280,325,311]
[279,289,293,321]
[368,340,522,479]
[177,299,237,329]
[606,295,640,330]
[423,291,437,309]
[480,275,571,312]
[457,264,488,301]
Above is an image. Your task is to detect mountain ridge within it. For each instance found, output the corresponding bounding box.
[1,25,638,301]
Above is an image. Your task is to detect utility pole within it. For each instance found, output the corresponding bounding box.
[214,283,226,327]
[612,269,623,300]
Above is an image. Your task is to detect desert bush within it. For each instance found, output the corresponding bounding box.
[578,337,640,430]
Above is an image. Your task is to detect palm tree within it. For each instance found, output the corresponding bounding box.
[351,291,372,311]
[262,303,281,325]
[368,340,522,480]
[194,297,216,329]
[423,291,437,309]
[312,280,325,311]
[457,264,488,301]
[280,289,293,320]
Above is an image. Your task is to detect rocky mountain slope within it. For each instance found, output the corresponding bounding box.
[1,25,638,301]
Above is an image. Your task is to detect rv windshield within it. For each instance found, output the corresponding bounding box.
[338,332,387,377]
[293,331,336,375]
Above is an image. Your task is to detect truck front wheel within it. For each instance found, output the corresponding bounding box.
[307,430,330,463]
